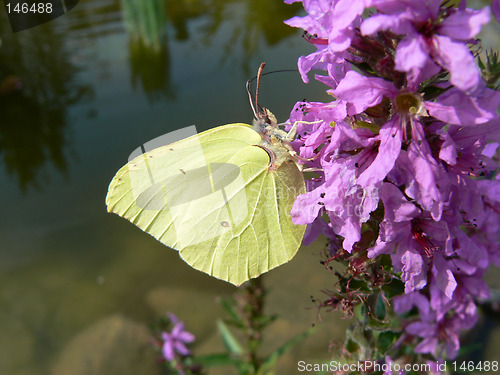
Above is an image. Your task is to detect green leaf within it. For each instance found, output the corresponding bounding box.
[345,323,372,359]
[378,254,393,270]
[345,339,360,354]
[219,297,245,328]
[344,278,370,293]
[374,294,386,321]
[377,331,401,354]
[382,278,404,299]
[478,55,485,70]
[367,317,390,331]
[217,319,244,355]
[261,327,317,371]
[254,314,278,329]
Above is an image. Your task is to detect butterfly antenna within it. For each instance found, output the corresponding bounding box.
[246,78,258,119]
[255,62,266,118]
[246,62,266,120]
[246,64,299,120]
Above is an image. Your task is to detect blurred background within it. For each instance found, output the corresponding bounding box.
[0,1,498,374]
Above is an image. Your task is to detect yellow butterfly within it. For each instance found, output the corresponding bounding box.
[106,63,306,286]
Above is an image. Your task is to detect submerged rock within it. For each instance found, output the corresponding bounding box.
[51,314,158,375]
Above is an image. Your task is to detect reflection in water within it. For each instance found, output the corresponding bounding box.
[122,0,173,101]
[198,0,303,72]
[120,0,303,102]
[165,0,301,47]
[122,0,166,48]
[0,17,91,191]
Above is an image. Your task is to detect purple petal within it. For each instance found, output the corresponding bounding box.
[395,34,432,76]
[432,34,481,93]
[333,0,366,29]
[177,330,195,343]
[167,312,180,325]
[321,163,369,252]
[461,276,490,300]
[445,332,460,359]
[478,178,500,204]
[174,342,191,356]
[483,142,500,158]
[380,182,420,223]
[296,49,328,83]
[368,221,409,258]
[302,0,334,17]
[367,237,393,258]
[406,321,436,338]
[406,0,441,20]
[493,0,500,23]
[438,132,458,165]
[357,118,402,187]
[454,229,489,270]
[393,292,430,316]
[415,337,439,354]
[360,13,414,35]
[405,50,441,89]
[302,217,326,246]
[371,0,440,20]
[291,187,324,225]
[332,71,397,115]
[407,125,444,220]
[328,25,355,52]
[328,210,362,252]
[438,7,490,40]
[425,88,500,126]
[284,15,322,36]
[400,248,428,293]
[369,0,413,14]
[171,322,185,337]
[162,341,175,361]
[433,256,458,300]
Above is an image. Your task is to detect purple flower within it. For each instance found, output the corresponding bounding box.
[284,0,365,84]
[360,1,490,93]
[425,88,500,126]
[290,119,381,252]
[382,357,405,375]
[406,312,465,359]
[161,313,195,361]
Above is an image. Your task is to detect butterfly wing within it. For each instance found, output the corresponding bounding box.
[106,124,306,285]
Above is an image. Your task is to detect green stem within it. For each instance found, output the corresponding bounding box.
[237,276,266,374]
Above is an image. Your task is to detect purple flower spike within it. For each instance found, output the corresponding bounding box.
[285,0,500,363]
[360,0,489,93]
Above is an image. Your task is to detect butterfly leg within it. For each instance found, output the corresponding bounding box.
[285,120,323,142]
[285,121,299,141]
[302,167,324,173]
